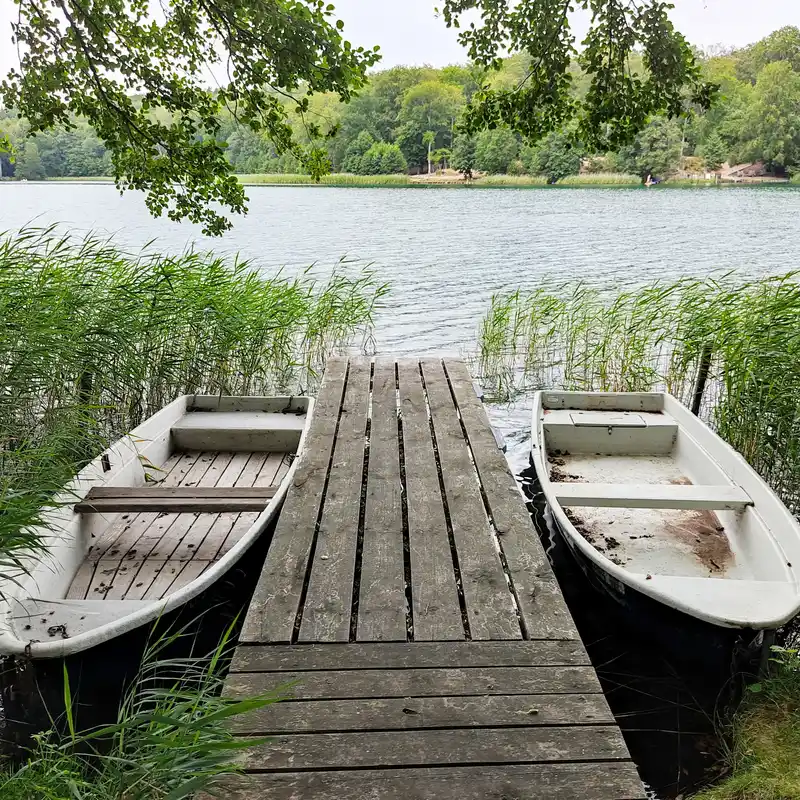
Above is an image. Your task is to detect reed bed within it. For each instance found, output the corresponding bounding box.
[558,172,641,185]
[472,175,550,186]
[1,622,286,799]
[477,273,800,510]
[238,173,410,186]
[0,226,386,576]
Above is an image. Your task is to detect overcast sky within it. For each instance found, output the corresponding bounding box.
[0,0,798,76]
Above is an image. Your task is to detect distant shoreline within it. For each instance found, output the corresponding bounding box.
[4,175,793,189]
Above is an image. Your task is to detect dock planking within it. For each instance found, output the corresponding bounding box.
[222,357,645,800]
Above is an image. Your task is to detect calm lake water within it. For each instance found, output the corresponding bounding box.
[4,181,798,797]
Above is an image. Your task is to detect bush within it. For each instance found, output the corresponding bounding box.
[507,159,527,176]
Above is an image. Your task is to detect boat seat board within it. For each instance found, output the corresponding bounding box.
[171,411,305,452]
[543,409,678,455]
[74,485,277,514]
[553,482,752,510]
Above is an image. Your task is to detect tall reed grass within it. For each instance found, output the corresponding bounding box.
[238,173,410,186]
[0,622,287,799]
[558,172,641,185]
[473,175,550,186]
[478,274,800,509]
[0,226,386,576]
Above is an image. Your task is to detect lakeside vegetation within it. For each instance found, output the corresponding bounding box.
[0,226,385,592]
[3,27,799,188]
[1,624,284,799]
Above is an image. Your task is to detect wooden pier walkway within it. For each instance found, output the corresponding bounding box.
[220,357,645,799]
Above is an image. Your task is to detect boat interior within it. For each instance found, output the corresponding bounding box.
[537,392,795,605]
[10,396,308,644]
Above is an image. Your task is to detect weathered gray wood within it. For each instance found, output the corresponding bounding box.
[103,558,143,600]
[82,486,279,500]
[231,640,590,672]
[75,489,277,514]
[227,693,613,733]
[122,560,166,600]
[421,359,521,640]
[357,358,406,641]
[397,359,464,641]
[241,358,348,643]
[299,359,371,642]
[225,666,601,700]
[237,725,629,770]
[210,762,648,800]
[445,359,577,640]
[66,561,97,599]
[167,558,211,593]
[142,559,189,600]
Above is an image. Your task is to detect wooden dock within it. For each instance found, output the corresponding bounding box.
[220,357,646,799]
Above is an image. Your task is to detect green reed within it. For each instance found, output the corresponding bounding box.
[557,172,641,185]
[0,226,386,576]
[478,273,800,509]
[237,173,410,186]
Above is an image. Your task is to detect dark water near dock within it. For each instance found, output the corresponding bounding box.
[4,183,797,794]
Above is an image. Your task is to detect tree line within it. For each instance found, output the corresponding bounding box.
[2,26,799,184]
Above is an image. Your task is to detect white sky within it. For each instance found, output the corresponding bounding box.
[0,0,798,76]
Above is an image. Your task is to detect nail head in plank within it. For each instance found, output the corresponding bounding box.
[231,640,590,672]
[241,358,348,643]
[397,360,464,641]
[236,725,630,771]
[421,359,521,640]
[227,693,614,734]
[209,762,647,800]
[299,359,371,642]
[444,359,578,640]
[357,358,406,641]
[225,666,601,700]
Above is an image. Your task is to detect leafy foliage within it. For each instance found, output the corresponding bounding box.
[617,117,683,178]
[438,0,716,150]
[474,128,519,174]
[527,132,582,183]
[1,0,379,234]
[451,134,477,177]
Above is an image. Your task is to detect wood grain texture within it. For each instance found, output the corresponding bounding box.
[225,666,601,700]
[227,693,614,733]
[444,359,577,640]
[299,359,371,642]
[241,358,348,643]
[397,359,463,641]
[231,640,590,672]
[209,763,647,800]
[421,359,521,640]
[357,358,407,641]
[237,725,630,771]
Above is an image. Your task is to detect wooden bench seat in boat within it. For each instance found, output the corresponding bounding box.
[171,411,306,452]
[542,409,679,454]
[553,482,753,511]
[74,485,278,514]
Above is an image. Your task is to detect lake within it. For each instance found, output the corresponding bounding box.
[5,181,797,797]
[3,182,800,365]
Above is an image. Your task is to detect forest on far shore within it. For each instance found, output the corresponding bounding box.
[1,26,799,183]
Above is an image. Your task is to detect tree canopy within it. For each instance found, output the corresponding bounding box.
[1,0,379,233]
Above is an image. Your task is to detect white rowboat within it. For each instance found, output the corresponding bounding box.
[0,394,312,659]
[532,391,800,632]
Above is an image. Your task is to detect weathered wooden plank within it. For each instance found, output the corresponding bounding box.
[210,762,647,800]
[227,693,614,734]
[82,486,280,500]
[421,359,521,640]
[167,559,211,593]
[241,358,348,643]
[444,359,577,640]
[299,359,372,642]
[236,725,629,770]
[231,640,590,672]
[123,560,166,600]
[142,559,189,600]
[103,558,144,600]
[66,561,97,600]
[357,358,406,641]
[397,359,463,641]
[225,666,601,700]
[75,492,276,514]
